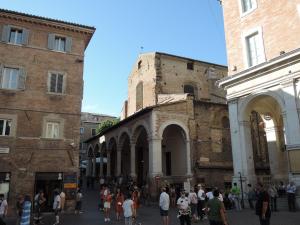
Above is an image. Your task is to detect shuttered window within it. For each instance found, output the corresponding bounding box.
[46,122,60,139]
[0,67,25,90]
[0,119,11,136]
[48,34,72,53]
[49,73,64,94]
[1,25,29,45]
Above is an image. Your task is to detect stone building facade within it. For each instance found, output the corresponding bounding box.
[0,9,94,211]
[219,0,300,194]
[86,52,233,195]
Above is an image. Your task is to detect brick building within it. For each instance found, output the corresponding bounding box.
[218,0,300,194]
[0,9,94,211]
[86,52,233,196]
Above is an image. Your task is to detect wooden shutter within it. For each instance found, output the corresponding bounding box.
[48,33,55,50]
[65,37,72,53]
[1,25,10,42]
[22,28,29,45]
[18,68,26,90]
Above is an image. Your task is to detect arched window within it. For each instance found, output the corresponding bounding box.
[136,82,143,111]
[184,84,195,96]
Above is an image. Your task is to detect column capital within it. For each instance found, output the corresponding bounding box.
[148,136,162,142]
[227,98,238,105]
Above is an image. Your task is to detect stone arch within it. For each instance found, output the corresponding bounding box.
[108,137,118,177]
[118,132,131,177]
[158,120,189,141]
[87,145,94,158]
[159,120,191,176]
[117,127,131,145]
[238,92,288,182]
[132,121,150,143]
[238,90,285,121]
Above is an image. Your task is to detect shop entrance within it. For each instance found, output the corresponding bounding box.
[35,173,63,212]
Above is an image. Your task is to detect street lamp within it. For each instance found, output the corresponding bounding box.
[238,172,245,209]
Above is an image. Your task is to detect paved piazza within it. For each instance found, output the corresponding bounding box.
[4,187,300,225]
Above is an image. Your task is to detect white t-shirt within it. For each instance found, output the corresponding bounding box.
[53,195,61,210]
[198,189,205,201]
[159,192,170,210]
[177,196,189,210]
[188,192,198,204]
[122,199,133,217]
[0,199,8,215]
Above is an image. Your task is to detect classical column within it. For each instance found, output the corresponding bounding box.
[107,152,111,177]
[130,141,136,178]
[186,140,192,176]
[228,100,256,185]
[148,137,163,177]
[116,145,122,176]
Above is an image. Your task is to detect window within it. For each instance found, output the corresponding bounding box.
[245,32,265,67]
[80,127,84,134]
[48,34,72,53]
[136,82,143,111]
[184,84,196,97]
[9,28,23,45]
[138,60,142,69]
[187,62,194,70]
[1,25,29,45]
[46,122,60,138]
[0,67,25,90]
[48,73,64,94]
[240,0,257,15]
[91,128,96,136]
[0,119,11,136]
[54,36,66,52]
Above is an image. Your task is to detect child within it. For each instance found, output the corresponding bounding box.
[103,189,112,222]
[122,194,134,225]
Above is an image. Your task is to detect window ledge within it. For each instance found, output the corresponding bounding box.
[6,42,24,47]
[240,7,257,18]
[0,88,22,92]
[50,49,67,54]
[40,137,63,141]
[0,135,15,139]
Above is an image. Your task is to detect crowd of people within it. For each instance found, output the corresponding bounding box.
[158,181,298,225]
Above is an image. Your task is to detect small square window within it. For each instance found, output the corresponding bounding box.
[46,122,60,139]
[49,73,64,94]
[80,127,84,134]
[0,119,11,136]
[9,28,23,45]
[54,36,66,52]
[187,62,194,70]
[91,128,96,136]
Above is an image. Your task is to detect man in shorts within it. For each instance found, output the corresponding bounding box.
[159,187,170,225]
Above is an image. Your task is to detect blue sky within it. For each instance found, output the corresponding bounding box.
[1,0,227,116]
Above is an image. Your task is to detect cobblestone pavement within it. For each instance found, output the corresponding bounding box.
[4,186,300,225]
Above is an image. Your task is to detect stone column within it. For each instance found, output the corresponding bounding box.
[148,137,163,177]
[186,140,192,176]
[228,100,256,185]
[130,141,136,178]
[107,152,111,177]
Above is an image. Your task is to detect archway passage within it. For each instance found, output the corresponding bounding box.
[119,133,131,177]
[243,95,288,183]
[94,144,100,177]
[87,146,94,177]
[101,144,107,177]
[134,126,149,187]
[108,138,117,177]
[161,124,187,176]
